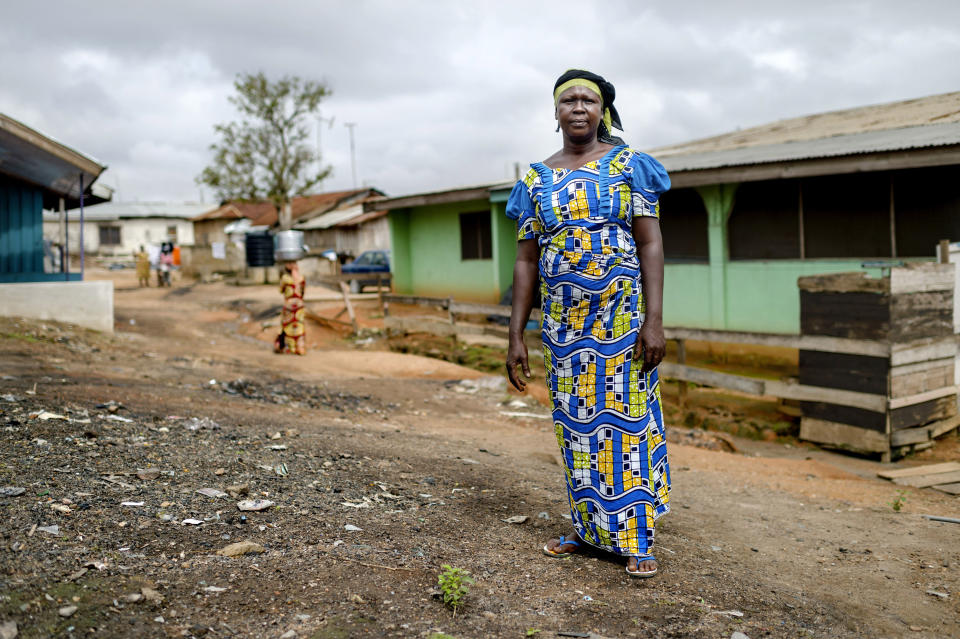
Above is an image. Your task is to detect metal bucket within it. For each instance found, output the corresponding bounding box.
[274,230,307,262]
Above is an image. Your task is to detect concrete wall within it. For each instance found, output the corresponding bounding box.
[43,218,196,256]
[0,280,114,332]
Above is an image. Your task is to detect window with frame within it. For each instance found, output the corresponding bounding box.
[167,225,178,241]
[460,210,492,260]
[99,225,121,246]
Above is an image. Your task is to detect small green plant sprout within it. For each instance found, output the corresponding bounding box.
[437,564,475,615]
[526,629,542,637]
[889,489,908,512]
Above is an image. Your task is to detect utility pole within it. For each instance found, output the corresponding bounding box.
[316,111,335,172]
[344,122,358,188]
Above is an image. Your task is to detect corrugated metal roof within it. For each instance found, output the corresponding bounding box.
[658,122,960,173]
[294,204,365,230]
[653,91,960,157]
[43,201,209,222]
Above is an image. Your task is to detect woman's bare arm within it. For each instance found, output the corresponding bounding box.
[632,216,665,371]
[506,239,539,391]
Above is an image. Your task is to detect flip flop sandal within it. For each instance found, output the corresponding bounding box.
[625,554,658,578]
[542,535,581,559]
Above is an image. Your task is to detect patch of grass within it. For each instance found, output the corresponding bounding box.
[437,564,475,615]
[1,331,44,343]
[889,489,908,512]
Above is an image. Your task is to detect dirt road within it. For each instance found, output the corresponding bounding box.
[1,272,958,638]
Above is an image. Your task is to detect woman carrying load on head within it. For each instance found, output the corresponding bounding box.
[275,260,306,355]
[505,69,671,578]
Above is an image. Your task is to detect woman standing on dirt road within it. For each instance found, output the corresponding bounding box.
[275,261,307,355]
[505,69,671,579]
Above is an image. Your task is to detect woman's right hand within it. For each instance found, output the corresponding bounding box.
[506,338,531,391]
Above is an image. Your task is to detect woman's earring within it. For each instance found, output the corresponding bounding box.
[555,122,560,132]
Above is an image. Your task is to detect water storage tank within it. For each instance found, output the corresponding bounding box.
[245,232,275,267]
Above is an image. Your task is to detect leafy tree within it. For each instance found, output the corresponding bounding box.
[198,72,332,228]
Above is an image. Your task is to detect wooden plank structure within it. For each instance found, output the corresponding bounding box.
[305,273,393,335]
[380,275,960,460]
[797,263,958,460]
[878,462,960,494]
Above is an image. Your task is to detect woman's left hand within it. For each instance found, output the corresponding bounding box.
[635,318,666,372]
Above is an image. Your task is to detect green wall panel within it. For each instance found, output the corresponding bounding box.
[388,209,412,293]
[662,264,712,328]
[723,260,886,334]
[404,199,500,303]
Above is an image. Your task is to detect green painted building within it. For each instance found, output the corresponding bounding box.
[371,92,960,333]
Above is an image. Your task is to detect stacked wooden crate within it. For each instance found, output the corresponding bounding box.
[798,263,958,460]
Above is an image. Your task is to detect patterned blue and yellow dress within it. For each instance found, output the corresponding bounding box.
[505,145,672,559]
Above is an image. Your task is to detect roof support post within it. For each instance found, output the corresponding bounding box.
[79,174,85,279]
[64,198,70,280]
[696,183,738,330]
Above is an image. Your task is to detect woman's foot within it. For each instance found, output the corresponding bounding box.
[542,533,581,558]
[626,555,658,578]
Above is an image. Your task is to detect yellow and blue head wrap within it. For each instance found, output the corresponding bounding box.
[553,69,624,144]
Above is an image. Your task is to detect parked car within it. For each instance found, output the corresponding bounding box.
[341,250,390,293]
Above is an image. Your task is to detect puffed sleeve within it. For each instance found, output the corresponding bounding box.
[505,174,541,241]
[627,152,671,219]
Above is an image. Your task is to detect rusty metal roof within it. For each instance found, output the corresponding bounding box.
[657,121,960,173]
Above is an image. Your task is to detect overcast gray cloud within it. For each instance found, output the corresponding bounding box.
[2,1,959,202]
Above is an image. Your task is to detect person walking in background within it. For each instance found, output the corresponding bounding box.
[275,260,306,355]
[158,242,174,287]
[135,245,150,287]
[505,69,672,579]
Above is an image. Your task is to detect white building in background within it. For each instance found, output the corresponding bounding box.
[42,201,209,257]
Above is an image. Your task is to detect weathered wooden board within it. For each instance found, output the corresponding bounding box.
[890,359,954,398]
[799,417,890,453]
[890,338,957,367]
[316,272,393,284]
[795,335,889,357]
[932,482,960,495]
[766,381,885,412]
[929,414,960,438]
[449,301,541,322]
[888,386,958,409]
[658,363,766,396]
[894,470,960,488]
[889,291,954,342]
[800,291,889,340]
[878,461,960,479]
[798,272,888,294]
[799,350,888,395]
[890,426,932,447]
[450,301,512,317]
[663,327,890,357]
[800,401,887,432]
[889,263,954,295]
[382,294,449,308]
[890,395,957,430]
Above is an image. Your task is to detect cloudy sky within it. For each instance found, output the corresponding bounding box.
[3,1,959,203]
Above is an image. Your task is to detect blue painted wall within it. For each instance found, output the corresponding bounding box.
[0,175,77,282]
